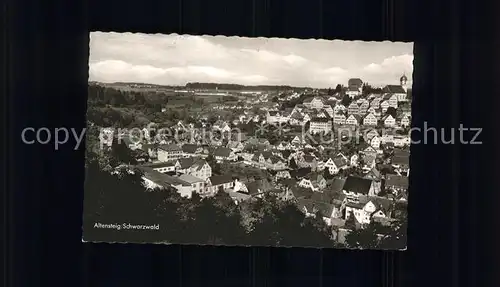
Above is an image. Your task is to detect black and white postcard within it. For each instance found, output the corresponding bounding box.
[83,32,412,249]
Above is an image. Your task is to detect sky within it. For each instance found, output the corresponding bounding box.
[89,32,414,89]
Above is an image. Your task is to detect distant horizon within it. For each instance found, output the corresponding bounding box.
[89,32,414,89]
[89,79,397,90]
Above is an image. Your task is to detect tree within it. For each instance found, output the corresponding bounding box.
[334,84,343,94]
[110,137,137,165]
[344,223,381,249]
[323,168,334,180]
[289,158,298,169]
[386,107,397,118]
[341,94,352,107]
[245,196,334,247]
[344,211,357,229]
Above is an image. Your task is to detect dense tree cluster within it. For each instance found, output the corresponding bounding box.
[185,82,310,91]
[344,210,407,250]
[83,154,336,247]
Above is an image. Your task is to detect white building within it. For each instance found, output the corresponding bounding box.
[309,118,332,134]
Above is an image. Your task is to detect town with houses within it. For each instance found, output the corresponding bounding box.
[92,74,411,245]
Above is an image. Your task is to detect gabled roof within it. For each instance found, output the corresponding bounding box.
[386,175,409,188]
[213,147,232,157]
[384,85,406,94]
[329,178,346,193]
[142,160,177,168]
[348,78,363,87]
[311,117,331,123]
[368,196,393,213]
[182,144,199,153]
[296,199,335,218]
[140,167,191,187]
[331,156,348,167]
[246,179,272,195]
[392,155,410,166]
[342,176,373,195]
[179,174,204,184]
[208,175,233,186]
[158,144,182,152]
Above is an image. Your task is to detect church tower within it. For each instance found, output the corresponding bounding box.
[400,73,408,92]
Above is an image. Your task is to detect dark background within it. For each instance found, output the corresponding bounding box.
[4,0,499,286]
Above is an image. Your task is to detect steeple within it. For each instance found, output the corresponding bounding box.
[400,73,408,92]
[400,73,408,86]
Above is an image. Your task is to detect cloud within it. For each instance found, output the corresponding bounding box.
[89,32,413,88]
[363,54,413,72]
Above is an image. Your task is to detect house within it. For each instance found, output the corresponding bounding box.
[324,156,349,175]
[233,178,248,193]
[393,135,410,147]
[344,196,392,225]
[289,111,305,126]
[213,147,236,162]
[158,144,183,162]
[303,97,325,109]
[347,102,359,115]
[385,175,409,194]
[296,199,337,226]
[309,117,332,134]
[333,112,347,125]
[380,130,395,143]
[291,135,304,145]
[245,179,273,197]
[205,175,234,194]
[346,86,361,98]
[362,145,378,157]
[212,120,231,133]
[298,155,318,170]
[357,100,370,115]
[121,135,142,150]
[392,150,410,175]
[361,153,377,169]
[182,144,204,157]
[226,141,244,152]
[140,168,193,198]
[178,174,206,195]
[276,141,292,151]
[383,83,407,101]
[370,97,382,108]
[345,114,360,126]
[342,176,377,198]
[139,144,157,159]
[383,115,396,127]
[383,93,399,108]
[298,173,327,191]
[324,105,334,118]
[400,114,411,127]
[348,78,363,90]
[99,127,114,148]
[363,113,378,126]
[175,158,212,180]
[347,78,363,98]
[333,104,346,114]
[364,167,382,182]
[350,154,359,167]
[266,111,289,124]
[344,198,377,224]
[363,129,380,142]
[369,135,381,149]
[143,161,177,173]
[379,101,389,114]
[275,170,291,181]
